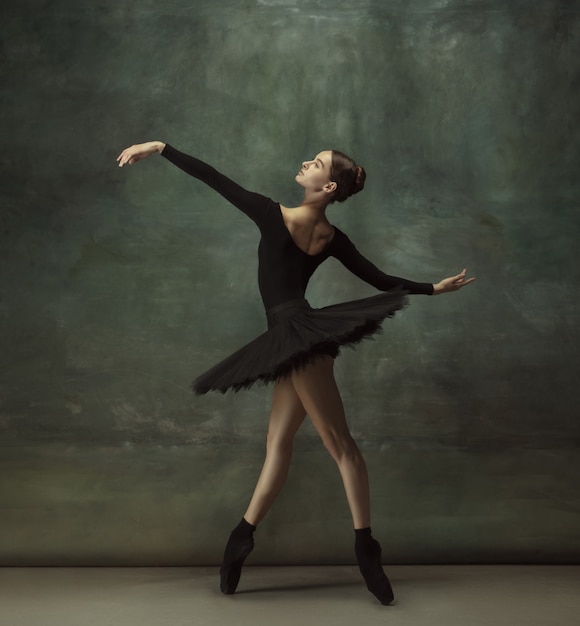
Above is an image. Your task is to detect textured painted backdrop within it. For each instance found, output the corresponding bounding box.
[1,0,579,565]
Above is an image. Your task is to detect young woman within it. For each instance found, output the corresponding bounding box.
[117,140,474,605]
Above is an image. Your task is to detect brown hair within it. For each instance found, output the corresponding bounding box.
[329,150,366,203]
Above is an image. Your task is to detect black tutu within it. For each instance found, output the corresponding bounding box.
[192,287,409,394]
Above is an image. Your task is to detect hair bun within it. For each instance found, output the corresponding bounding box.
[352,165,366,195]
[329,150,366,203]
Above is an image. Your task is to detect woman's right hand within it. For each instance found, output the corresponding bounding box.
[116,141,166,167]
[432,268,475,294]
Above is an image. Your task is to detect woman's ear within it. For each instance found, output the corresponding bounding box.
[323,181,337,195]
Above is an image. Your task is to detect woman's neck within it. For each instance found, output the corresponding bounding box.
[294,190,330,216]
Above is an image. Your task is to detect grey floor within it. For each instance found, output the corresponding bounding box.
[1,565,579,626]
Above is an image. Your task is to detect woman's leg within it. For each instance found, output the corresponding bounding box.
[220,375,306,594]
[291,355,394,605]
[290,355,370,529]
[244,374,307,525]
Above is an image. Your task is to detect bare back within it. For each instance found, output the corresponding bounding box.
[279,205,336,256]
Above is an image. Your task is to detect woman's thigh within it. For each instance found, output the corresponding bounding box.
[267,374,307,447]
[290,355,352,440]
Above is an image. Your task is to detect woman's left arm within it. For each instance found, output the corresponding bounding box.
[117,141,270,227]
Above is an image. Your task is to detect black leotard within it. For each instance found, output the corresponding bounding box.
[160,144,434,310]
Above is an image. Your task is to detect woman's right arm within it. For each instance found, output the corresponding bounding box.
[332,229,434,295]
[116,141,268,225]
[331,229,475,295]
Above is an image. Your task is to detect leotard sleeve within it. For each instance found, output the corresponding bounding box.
[331,229,434,295]
[160,143,269,226]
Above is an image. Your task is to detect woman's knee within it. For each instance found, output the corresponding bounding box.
[265,408,302,454]
[265,426,295,456]
[319,428,362,464]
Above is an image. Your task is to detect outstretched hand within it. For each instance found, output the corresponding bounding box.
[116,141,165,167]
[433,269,475,295]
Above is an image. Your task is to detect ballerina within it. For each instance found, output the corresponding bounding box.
[117,140,474,604]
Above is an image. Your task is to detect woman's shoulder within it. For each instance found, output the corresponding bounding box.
[328,225,351,245]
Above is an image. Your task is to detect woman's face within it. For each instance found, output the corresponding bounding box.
[295,150,334,193]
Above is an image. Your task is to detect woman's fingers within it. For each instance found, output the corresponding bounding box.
[117,147,138,167]
[117,145,141,167]
[451,269,471,281]
[434,269,475,294]
[116,149,128,167]
[447,269,475,290]
[117,142,159,167]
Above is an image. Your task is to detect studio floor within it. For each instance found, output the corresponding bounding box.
[1,565,579,626]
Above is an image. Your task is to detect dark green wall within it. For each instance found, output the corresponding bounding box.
[1,0,579,565]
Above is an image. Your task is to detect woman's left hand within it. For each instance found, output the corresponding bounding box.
[433,268,475,295]
[116,141,165,167]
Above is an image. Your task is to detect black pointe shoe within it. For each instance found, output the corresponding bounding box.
[356,538,395,605]
[219,536,254,594]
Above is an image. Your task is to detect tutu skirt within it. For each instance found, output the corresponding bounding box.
[192,287,409,394]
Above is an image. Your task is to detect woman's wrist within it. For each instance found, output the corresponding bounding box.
[154,141,166,154]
